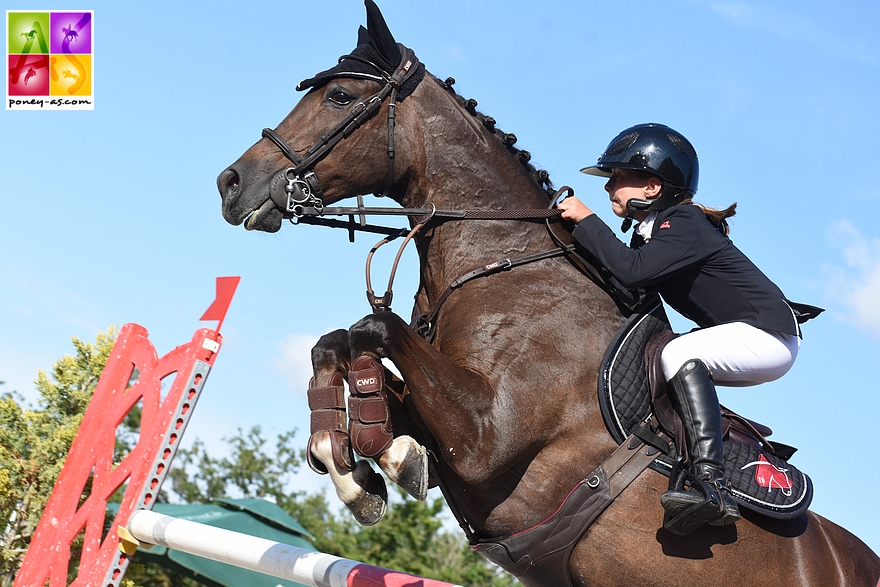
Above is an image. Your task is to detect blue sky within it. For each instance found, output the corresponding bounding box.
[2,0,879,555]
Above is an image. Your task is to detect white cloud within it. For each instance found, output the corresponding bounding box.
[273,334,320,395]
[825,220,880,337]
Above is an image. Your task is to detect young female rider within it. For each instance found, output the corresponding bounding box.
[557,123,803,532]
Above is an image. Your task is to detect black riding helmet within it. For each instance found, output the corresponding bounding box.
[581,123,699,230]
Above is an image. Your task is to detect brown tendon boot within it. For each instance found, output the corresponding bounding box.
[348,355,428,501]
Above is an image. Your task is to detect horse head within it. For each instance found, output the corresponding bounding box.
[218,0,428,232]
[218,0,553,236]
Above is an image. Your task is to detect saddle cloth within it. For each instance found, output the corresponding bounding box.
[598,295,813,519]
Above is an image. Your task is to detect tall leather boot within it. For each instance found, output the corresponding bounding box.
[660,359,740,534]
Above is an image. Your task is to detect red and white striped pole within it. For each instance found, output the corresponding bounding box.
[126,510,463,587]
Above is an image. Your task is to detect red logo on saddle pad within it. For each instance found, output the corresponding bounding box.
[742,454,792,495]
[659,221,671,229]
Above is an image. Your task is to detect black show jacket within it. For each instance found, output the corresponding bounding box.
[571,204,798,336]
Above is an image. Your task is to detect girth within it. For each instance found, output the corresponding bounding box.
[473,432,661,587]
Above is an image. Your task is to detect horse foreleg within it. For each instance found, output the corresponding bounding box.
[348,312,506,485]
[309,431,388,525]
[308,329,388,525]
[348,354,429,501]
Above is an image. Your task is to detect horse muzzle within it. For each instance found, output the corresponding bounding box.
[217,165,284,232]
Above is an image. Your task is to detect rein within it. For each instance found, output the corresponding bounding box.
[340,186,643,324]
[258,45,642,320]
[292,204,564,241]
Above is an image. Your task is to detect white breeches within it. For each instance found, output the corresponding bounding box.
[661,322,800,387]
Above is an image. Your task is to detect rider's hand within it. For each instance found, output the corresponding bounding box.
[557,196,594,224]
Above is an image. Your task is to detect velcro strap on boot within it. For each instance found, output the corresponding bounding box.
[348,396,390,424]
[311,409,348,434]
[306,372,353,474]
[308,384,346,411]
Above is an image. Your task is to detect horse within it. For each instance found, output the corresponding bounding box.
[217,2,880,585]
[62,25,78,43]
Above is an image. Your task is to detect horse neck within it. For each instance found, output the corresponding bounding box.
[399,78,560,300]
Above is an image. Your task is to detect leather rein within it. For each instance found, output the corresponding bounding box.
[258,46,642,325]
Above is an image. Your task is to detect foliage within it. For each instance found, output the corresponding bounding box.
[0,328,120,587]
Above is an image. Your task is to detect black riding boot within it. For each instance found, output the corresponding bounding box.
[660,359,740,534]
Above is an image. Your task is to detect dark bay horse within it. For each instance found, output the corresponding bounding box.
[217,3,880,585]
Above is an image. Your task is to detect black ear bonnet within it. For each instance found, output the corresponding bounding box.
[297,0,425,100]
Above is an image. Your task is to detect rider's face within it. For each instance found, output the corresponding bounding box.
[604,168,662,219]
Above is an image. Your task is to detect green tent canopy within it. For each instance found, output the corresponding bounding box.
[111,498,316,587]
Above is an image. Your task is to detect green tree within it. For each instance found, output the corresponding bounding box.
[0,328,121,586]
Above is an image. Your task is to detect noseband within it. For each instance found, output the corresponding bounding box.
[261,43,422,218]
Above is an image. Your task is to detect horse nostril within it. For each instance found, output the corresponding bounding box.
[219,168,240,198]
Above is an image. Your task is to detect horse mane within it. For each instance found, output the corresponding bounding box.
[431,74,557,200]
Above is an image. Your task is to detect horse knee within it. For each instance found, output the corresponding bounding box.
[311,329,351,372]
[348,312,406,356]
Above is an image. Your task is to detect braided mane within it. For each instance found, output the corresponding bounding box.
[431,74,556,200]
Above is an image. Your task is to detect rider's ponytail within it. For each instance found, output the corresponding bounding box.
[679,200,737,236]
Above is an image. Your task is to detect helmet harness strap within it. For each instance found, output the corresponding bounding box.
[620,186,691,233]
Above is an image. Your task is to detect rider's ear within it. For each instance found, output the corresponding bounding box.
[646,176,663,199]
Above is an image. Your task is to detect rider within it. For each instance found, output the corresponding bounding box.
[557,123,805,532]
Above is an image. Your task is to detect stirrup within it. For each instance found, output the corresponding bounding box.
[661,472,725,535]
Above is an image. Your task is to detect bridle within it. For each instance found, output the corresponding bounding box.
[261,43,422,219]
[258,47,643,323]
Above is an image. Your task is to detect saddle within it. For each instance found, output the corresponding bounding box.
[599,294,813,519]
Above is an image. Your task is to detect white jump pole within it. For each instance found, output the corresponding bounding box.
[127,510,464,587]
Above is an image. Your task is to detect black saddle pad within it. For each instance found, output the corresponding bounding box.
[598,296,812,520]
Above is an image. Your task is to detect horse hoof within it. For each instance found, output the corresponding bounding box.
[346,462,388,526]
[379,435,429,501]
[306,433,329,475]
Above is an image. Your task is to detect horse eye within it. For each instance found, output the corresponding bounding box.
[329,91,352,105]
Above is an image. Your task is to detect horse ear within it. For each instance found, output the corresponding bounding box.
[364,0,401,65]
[356,25,370,47]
